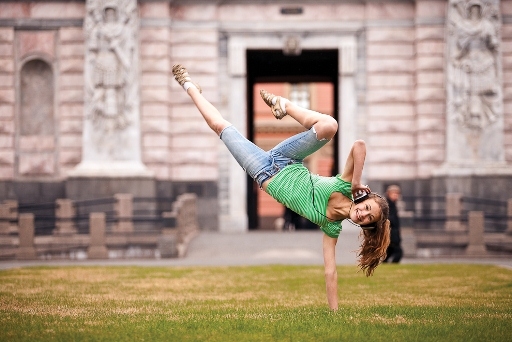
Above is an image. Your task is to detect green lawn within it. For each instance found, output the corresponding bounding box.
[0,264,511,341]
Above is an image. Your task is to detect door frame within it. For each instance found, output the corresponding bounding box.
[218,33,359,232]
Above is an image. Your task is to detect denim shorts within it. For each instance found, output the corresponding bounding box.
[219,125,329,187]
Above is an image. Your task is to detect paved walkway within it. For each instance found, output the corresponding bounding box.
[1,226,511,270]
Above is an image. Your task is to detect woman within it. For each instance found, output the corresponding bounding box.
[172,64,390,310]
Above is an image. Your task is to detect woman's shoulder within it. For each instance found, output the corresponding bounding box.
[333,175,352,198]
[335,174,351,185]
[321,220,342,238]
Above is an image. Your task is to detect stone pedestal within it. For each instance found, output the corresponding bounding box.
[401,227,417,258]
[466,211,487,256]
[88,212,108,259]
[0,203,11,235]
[114,193,133,232]
[54,199,77,235]
[16,213,36,260]
[158,233,178,258]
[445,193,463,231]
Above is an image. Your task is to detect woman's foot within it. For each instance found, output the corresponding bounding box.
[259,89,288,120]
[172,64,202,93]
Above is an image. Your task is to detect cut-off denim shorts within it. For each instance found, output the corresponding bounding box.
[219,125,330,188]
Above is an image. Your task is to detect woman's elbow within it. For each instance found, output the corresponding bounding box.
[354,139,366,147]
[352,140,366,152]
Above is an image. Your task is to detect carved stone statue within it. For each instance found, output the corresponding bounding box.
[71,0,149,176]
[448,0,501,131]
[445,0,504,167]
[89,4,131,131]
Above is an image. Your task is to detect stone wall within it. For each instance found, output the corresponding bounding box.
[168,3,219,182]
[0,0,510,231]
[503,1,512,161]
[139,2,172,179]
[0,26,14,180]
[365,1,418,180]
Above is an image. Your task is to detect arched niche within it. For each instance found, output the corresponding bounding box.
[17,58,56,177]
[20,59,54,136]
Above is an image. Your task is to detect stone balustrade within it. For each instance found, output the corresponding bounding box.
[0,193,199,260]
[0,193,509,260]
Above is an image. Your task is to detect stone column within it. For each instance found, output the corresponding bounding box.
[88,212,108,259]
[445,193,463,231]
[16,213,36,260]
[114,193,133,232]
[466,211,487,256]
[506,199,512,236]
[338,36,358,172]
[220,36,248,232]
[54,199,77,235]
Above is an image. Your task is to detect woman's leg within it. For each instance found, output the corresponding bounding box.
[259,90,334,160]
[172,64,273,186]
[172,64,230,135]
[270,127,330,161]
[260,90,338,140]
[219,126,274,187]
[185,87,230,136]
[285,102,338,140]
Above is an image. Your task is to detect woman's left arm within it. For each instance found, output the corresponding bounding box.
[323,234,338,310]
[340,140,371,197]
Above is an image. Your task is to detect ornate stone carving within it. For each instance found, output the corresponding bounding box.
[283,35,301,56]
[445,0,504,166]
[71,0,150,177]
[83,0,139,160]
[448,0,501,131]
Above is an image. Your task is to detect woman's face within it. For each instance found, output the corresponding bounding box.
[350,198,381,226]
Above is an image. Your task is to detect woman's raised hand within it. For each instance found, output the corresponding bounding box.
[351,183,371,199]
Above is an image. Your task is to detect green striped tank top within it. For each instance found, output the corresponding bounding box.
[266,163,353,238]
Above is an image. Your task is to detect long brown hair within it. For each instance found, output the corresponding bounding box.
[357,193,390,277]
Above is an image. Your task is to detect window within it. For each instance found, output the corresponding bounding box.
[289,83,310,109]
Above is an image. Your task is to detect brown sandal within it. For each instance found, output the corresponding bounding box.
[172,64,202,93]
[259,89,286,120]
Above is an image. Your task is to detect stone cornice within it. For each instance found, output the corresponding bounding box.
[0,0,421,2]
[0,18,83,28]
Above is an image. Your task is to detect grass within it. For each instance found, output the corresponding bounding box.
[0,264,511,341]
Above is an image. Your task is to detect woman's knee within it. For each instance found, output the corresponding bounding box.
[212,119,231,135]
[314,116,338,140]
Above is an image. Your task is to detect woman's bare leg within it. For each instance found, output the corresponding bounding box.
[284,102,338,140]
[260,90,338,140]
[186,87,230,136]
[173,64,230,135]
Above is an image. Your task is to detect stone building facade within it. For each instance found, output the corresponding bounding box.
[0,0,511,232]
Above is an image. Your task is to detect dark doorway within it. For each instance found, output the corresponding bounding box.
[246,49,339,229]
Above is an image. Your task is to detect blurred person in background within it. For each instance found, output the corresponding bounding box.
[384,185,403,263]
